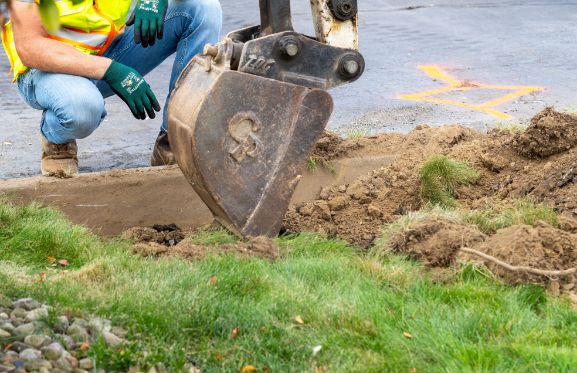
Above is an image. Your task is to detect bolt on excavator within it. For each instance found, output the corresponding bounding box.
[167,0,365,237]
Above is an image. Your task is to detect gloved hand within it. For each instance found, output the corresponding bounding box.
[103,61,161,120]
[126,0,168,47]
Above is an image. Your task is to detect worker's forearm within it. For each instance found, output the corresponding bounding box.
[18,38,112,80]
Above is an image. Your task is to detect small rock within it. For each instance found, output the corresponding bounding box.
[41,342,64,360]
[347,182,368,200]
[327,195,348,211]
[3,350,19,363]
[12,298,41,311]
[14,323,35,337]
[367,204,383,218]
[338,185,347,193]
[53,356,74,371]
[24,359,52,371]
[319,186,331,200]
[70,318,88,329]
[103,331,123,347]
[78,358,93,370]
[110,326,127,338]
[19,348,41,360]
[479,153,507,172]
[0,313,8,320]
[88,317,111,336]
[24,334,50,348]
[0,329,11,338]
[1,322,15,334]
[10,308,28,320]
[55,334,76,350]
[298,204,314,216]
[9,341,30,353]
[313,201,332,220]
[54,316,70,333]
[26,306,49,322]
[67,324,88,343]
[0,364,16,372]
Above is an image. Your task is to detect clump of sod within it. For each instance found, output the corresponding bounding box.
[461,198,558,234]
[419,155,479,207]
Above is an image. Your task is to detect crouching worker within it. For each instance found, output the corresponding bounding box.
[1,0,222,176]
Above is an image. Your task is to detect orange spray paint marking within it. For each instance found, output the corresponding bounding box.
[399,65,544,120]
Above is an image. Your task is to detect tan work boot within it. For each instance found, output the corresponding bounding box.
[41,137,78,178]
[151,130,176,166]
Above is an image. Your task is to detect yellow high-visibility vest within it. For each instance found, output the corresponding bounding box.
[1,0,132,82]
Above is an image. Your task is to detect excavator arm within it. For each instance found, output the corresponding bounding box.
[167,0,365,237]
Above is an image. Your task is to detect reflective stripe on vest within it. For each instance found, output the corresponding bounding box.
[1,0,131,82]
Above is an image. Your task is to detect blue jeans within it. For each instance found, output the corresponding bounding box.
[16,0,222,144]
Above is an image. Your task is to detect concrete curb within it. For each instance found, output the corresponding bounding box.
[0,156,396,236]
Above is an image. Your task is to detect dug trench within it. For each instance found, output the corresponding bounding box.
[123,108,577,295]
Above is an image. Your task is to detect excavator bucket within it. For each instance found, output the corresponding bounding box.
[167,0,363,238]
[167,53,333,237]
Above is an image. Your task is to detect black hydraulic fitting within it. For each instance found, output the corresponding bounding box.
[330,0,358,21]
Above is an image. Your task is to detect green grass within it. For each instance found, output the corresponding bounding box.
[420,156,480,208]
[1,200,577,372]
[461,199,559,234]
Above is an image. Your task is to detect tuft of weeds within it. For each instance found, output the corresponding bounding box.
[306,157,318,172]
[347,129,366,139]
[494,122,527,133]
[419,155,480,207]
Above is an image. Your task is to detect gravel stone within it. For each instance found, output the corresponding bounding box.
[67,324,89,343]
[88,317,111,336]
[10,308,27,320]
[13,298,41,311]
[103,331,123,347]
[14,322,35,337]
[1,296,136,372]
[26,306,49,322]
[41,342,64,360]
[0,323,15,334]
[19,348,41,360]
[24,359,52,370]
[23,334,50,348]
[78,358,94,370]
[55,316,70,333]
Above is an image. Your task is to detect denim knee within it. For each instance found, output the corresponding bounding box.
[44,93,106,142]
[176,0,222,37]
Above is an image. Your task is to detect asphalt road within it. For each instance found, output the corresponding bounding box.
[1,0,577,178]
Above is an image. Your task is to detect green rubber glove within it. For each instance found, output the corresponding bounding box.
[103,61,161,120]
[126,0,168,47]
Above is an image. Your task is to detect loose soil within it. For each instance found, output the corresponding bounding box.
[285,108,577,287]
[125,226,280,261]
[286,108,577,247]
[121,108,577,287]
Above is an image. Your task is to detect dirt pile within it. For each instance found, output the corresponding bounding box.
[125,227,280,261]
[284,108,577,247]
[388,217,485,267]
[472,222,577,285]
[122,224,186,246]
[388,216,577,287]
[512,107,577,158]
